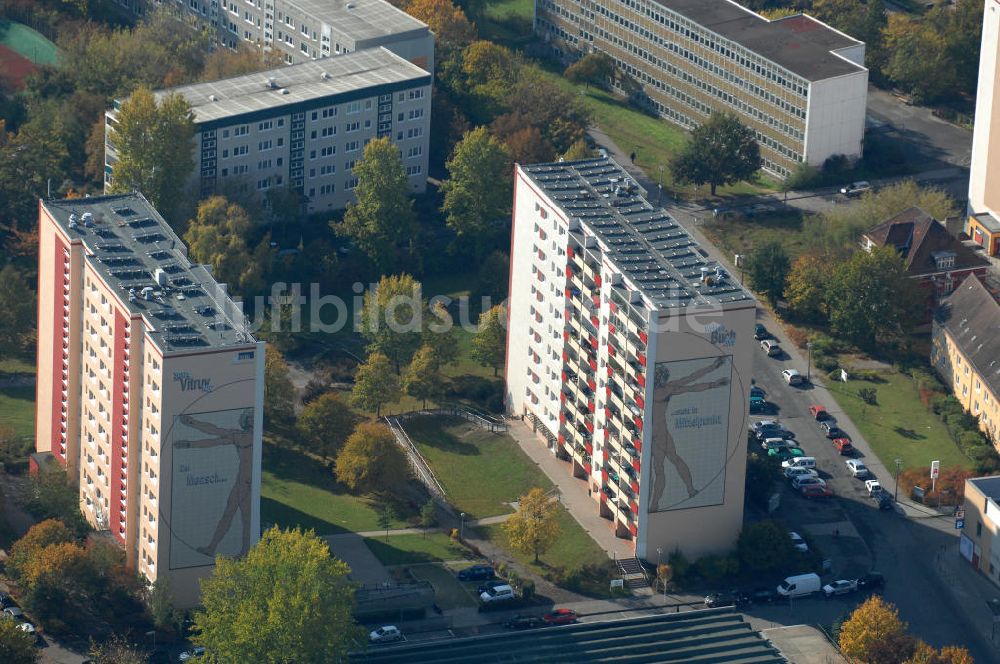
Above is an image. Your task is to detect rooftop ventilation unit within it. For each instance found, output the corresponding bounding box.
[141,286,155,301]
[266,76,279,89]
[153,268,167,287]
[81,212,94,226]
[321,72,331,80]
[209,94,218,101]
[68,213,78,228]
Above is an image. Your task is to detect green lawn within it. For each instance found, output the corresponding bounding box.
[827,373,971,471]
[0,386,35,437]
[701,211,815,259]
[363,533,470,566]
[260,445,409,535]
[0,20,59,65]
[409,563,478,609]
[403,415,552,518]
[0,358,35,375]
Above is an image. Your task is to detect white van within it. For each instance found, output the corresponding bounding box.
[480,584,515,603]
[776,573,821,598]
[781,456,816,470]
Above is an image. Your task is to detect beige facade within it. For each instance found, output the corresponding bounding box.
[967,0,1000,253]
[36,193,264,608]
[960,476,1000,587]
[507,158,755,561]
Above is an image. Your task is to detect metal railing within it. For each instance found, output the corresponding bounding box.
[383,415,447,499]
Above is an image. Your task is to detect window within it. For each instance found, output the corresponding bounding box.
[257,178,270,190]
[277,118,285,127]
[345,159,357,171]
[346,101,362,114]
[258,120,273,131]
[320,146,334,157]
[322,108,337,118]
[309,150,316,159]
[345,140,360,152]
[222,149,229,159]
[321,126,336,137]
[233,125,249,137]
[258,158,273,169]
[408,88,425,100]
[406,127,423,139]
[222,129,230,138]
[319,183,334,195]
[408,108,424,120]
[406,145,422,159]
[258,139,273,151]
[233,145,249,157]
[346,177,359,190]
[319,164,335,175]
[405,165,422,176]
[345,121,360,132]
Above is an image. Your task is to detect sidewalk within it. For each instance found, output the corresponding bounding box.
[935,541,1000,652]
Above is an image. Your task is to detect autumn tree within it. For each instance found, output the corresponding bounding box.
[350,352,400,416]
[744,241,790,305]
[184,196,268,296]
[336,137,415,273]
[561,138,596,162]
[784,253,827,323]
[502,487,561,562]
[839,596,907,663]
[108,87,195,224]
[0,265,33,360]
[441,127,512,258]
[360,274,425,373]
[297,392,359,459]
[335,422,410,494]
[671,112,761,195]
[471,305,506,376]
[193,527,358,663]
[88,633,149,664]
[405,0,476,51]
[403,345,443,409]
[564,52,614,88]
[0,617,37,664]
[505,68,591,153]
[7,519,75,583]
[461,41,521,104]
[199,43,285,82]
[500,126,556,166]
[264,347,296,425]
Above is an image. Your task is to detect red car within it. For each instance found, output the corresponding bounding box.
[832,438,854,455]
[801,485,833,499]
[809,405,829,421]
[543,608,578,625]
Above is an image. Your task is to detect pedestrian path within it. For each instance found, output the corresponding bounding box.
[349,514,512,539]
[935,541,1000,651]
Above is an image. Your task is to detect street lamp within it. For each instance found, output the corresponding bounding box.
[460,512,466,540]
[806,342,813,382]
[894,458,902,503]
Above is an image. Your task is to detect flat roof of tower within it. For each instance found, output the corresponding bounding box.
[150,47,430,125]
[43,193,255,354]
[658,0,865,81]
[520,157,754,311]
[290,0,429,43]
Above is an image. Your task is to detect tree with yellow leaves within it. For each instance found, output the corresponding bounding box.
[502,487,560,563]
[405,0,476,51]
[839,595,907,662]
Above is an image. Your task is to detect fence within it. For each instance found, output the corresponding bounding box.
[384,415,447,499]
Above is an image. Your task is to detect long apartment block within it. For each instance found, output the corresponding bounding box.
[536,0,868,177]
[966,0,1000,256]
[36,193,264,608]
[507,157,756,561]
[119,0,433,72]
[104,48,432,214]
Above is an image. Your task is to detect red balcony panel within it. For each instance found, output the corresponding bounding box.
[603,429,609,441]
[608,345,616,357]
[604,407,611,419]
[609,323,616,334]
[595,275,602,287]
[609,301,618,313]
[634,417,643,431]
[592,295,600,307]
[584,463,592,475]
[536,291,543,302]
[586,421,594,432]
[590,337,599,349]
[564,288,572,298]
[561,372,568,383]
[637,374,646,387]
[605,387,611,399]
[638,353,646,366]
[635,396,644,409]
[603,449,609,461]
[589,359,597,371]
[538,250,544,259]
[558,433,565,444]
[588,401,595,413]
[600,490,608,502]
[567,246,574,258]
[601,469,608,482]
[559,413,566,423]
[632,481,640,494]
[632,459,641,473]
[563,330,569,341]
[585,443,593,455]
[607,366,613,378]
[562,351,568,362]
[587,379,596,390]
[633,439,642,454]
[566,267,573,279]
[630,500,639,513]
[629,523,638,537]
[639,330,648,344]
[560,392,566,403]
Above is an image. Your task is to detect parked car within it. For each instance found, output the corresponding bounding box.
[3,607,24,621]
[17,620,34,634]
[504,615,544,630]
[833,438,855,455]
[369,626,403,644]
[782,456,816,470]
[178,647,206,662]
[789,531,809,552]
[845,459,869,478]
[808,405,829,420]
[792,476,826,490]
[480,584,515,603]
[749,396,767,413]
[821,422,847,439]
[762,437,795,452]
[874,492,895,511]
[542,608,578,625]
[782,369,804,385]
[856,572,886,593]
[478,580,507,595]
[458,565,495,581]
[865,479,883,496]
[754,324,769,340]
[746,586,779,604]
[749,386,766,399]
[840,180,872,197]
[823,580,858,597]
[761,339,781,356]
[770,447,805,461]
[801,485,834,499]
[704,590,750,608]
[777,573,821,598]
[784,466,818,480]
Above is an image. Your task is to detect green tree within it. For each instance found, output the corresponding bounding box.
[422,301,459,368]
[472,305,506,376]
[828,246,922,349]
[744,241,790,305]
[335,422,410,494]
[26,467,89,535]
[561,138,596,162]
[146,579,182,634]
[336,136,415,273]
[736,520,796,573]
[193,527,358,663]
[88,634,149,664]
[377,504,396,541]
[839,595,907,663]
[502,487,560,562]
[745,453,782,509]
[0,616,37,664]
[784,253,827,322]
[419,498,437,533]
[297,392,359,459]
[0,265,34,361]
[403,345,443,409]
[460,41,521,111]
[350,352,401,416]
[476,250,509,304]
[184,196,267,296]
[441,126,512,258]
[108,87,195,224]
[671,112,761,195]
[264,347,296,425]
[507,68,591,153]
[360,274,425,373]
[564,52,614,88]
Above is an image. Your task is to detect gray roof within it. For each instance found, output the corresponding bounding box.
[350,609,786,663]
[521,157,753,311]
[657,0,865,82]
[43,193,256,354]
[969,475,1000,501]
[974,211,1000,234]
[289,0,428,44]
[153,48,430,125]
[937,275,1000,398]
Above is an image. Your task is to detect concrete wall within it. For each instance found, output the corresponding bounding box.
[970,1,1000,218]
[804,70,868,165]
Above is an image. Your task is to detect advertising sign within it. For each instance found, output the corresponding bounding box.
[931,460,940,479]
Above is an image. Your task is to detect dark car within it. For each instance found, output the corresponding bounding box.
[756,426,795,441]
[478,580,506,595]
[874,493,894,511]
[542,608,578,625]
[747,587,779,605]
[822,423,848,439]
[704,590,750,608]
[754,324,768,340]
[458,565,495,582]
[750,386,765,399]
[0,593,12,609]
[857,572,886,593]
[504,615,544,630]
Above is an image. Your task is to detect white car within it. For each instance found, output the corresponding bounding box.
[792,476,826,490]
[369,626,403,643]
[840,180,872,197]
[789,531,809,552]
[762,437,793,451]
[178,647,206,662]
[785,466,818,480]
[845,459,869,478]
[17,621,35,634]
[865,479,883,496]
[782,369,804,385]
[823,579,858,597]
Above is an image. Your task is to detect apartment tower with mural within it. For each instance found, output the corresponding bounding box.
[967,0,1000,256]
[35,193,264,608]
[506,157,756,561]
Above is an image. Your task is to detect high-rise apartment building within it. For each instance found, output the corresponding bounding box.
[116,0,434,72]
[506,157,755,560]
[104,48,432,214]
[536,0,868,177]
[967,0,1000,256]
[36,193,264,608]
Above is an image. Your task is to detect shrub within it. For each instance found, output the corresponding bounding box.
[521,579,535,599]
[695,554,735,583]
[449,528,460,540]
[814,353,839,373]
[786,327,809,349]
[858,387,878,406]
[667,549,691,580]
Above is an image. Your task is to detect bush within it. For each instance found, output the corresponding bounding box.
[786,327,809,349]
[898,466,979,505]
[667,548,691,580]
[521,579,535,599]
[822,154,850,175]
[858,387,878,406]
[695,554,738,582]
[814,352,839,374]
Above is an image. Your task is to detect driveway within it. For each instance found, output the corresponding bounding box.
[866,85,973,170]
